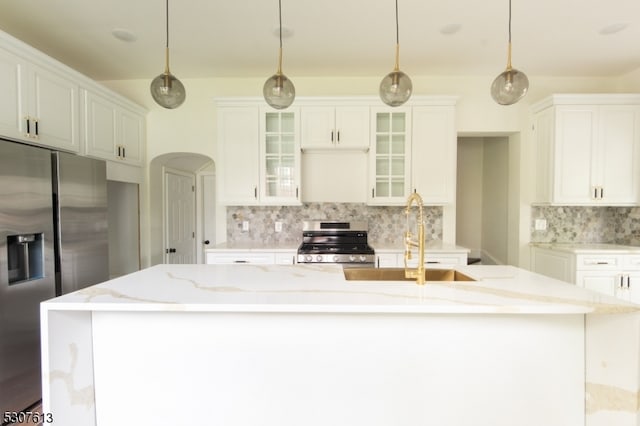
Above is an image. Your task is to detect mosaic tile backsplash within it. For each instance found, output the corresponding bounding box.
[531,206,640,245]
[227,203,443,245]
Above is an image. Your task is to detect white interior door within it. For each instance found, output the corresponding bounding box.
[200,173,216,261]
[165,169,196,264]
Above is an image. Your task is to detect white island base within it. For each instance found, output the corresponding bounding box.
[41,264,640,426]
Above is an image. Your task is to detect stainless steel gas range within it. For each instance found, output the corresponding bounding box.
[296,221,375,266]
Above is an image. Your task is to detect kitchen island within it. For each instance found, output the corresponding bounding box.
[41,264,640,426]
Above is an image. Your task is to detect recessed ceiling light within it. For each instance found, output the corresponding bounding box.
[598,22,628,35]
[272,26,293,39]
[112,28,138,42]
[440,23,462,35]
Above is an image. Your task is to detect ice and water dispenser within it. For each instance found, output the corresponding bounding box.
[7,233,45,284]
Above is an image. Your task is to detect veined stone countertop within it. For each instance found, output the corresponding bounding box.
[530,242,640,254]
[43,264,638,315]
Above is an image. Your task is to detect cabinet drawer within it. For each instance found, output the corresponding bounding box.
[274,253,296,265]
[575,254,621,270]
[206,252,275,265]
[622,255,640,270]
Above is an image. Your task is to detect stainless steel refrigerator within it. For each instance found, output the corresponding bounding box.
[0,140,108,415]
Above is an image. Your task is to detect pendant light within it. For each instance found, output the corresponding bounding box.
[379,0,412,107]
[150,0,186,109]
[263,0,295,110]
[490,0,529,105]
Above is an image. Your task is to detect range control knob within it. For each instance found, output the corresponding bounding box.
[359,255,368,262]
[333,255,340,262]
[316,255,323,262]
[349,255,356,262]
[305,255,313,262]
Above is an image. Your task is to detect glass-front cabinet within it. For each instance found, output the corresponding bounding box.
[259,108,301,205]
[368,108,411,205]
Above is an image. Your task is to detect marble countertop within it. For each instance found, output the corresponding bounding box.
[42,264,639,315]
[531,243,640,254]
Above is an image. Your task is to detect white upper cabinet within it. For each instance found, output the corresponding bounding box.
[83,89,145,166]
[217,105,261,205]
[367,98,458,206]
[301,106,369,151]
[0,47,22,141]
[368,107,412,205]
[216,101,301,206]
[411,105,457,204]
[259,107,302,205]
[0,30,147,160]
[533,95,640,206]
[0,45,79,152]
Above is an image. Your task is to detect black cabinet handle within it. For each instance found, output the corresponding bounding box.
[331,131,334,142]
[122,146,126,158]
[254,186,258,199]
[337,130,340,143]
[34,119,39,136]
[203,240,210,245]
[26,118,30,136]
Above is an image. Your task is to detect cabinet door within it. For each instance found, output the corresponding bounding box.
[28,63,79,152]
[368,108,411,205]
[411,106,456,204]
[260,108,301,205]
[553,106,597,204]
[0,47,25,141]
[119,108,145,166]
[84,90,118,160]
[217,107,260,205]
[334,106,369,150]
[596,105,640,204]
[376,253,398,268]
[576,270,618,297]
[301,106,334,149]
[533,108,554,203]
[628,274,640,305]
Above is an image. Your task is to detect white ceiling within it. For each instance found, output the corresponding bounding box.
[0,0,639,82]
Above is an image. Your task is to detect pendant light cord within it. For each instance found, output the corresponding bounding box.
[395,0,399,45]
[163,0,170,73]
[278,0,283,49]
[508,0,512,43]
[506,0,513,70]
[393,0,400,71]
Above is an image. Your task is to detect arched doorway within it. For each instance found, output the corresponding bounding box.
[149,153,215,265]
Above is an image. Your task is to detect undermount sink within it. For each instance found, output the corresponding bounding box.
[343,267,476,282]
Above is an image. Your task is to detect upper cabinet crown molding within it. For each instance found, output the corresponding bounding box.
[531,94,640,113]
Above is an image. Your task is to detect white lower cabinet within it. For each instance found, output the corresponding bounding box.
[375,250,468,269]
[206,252,276,265]
[206,250,297,265]
[531,246,640,304]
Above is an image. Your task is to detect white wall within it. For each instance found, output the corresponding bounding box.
[481,137,509,264]
[101,74,626,268]
[456,138,484,257]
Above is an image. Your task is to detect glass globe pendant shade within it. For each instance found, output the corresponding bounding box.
[150,71,186,109]
[263,72,295,110]
[379,69,412,107]
[490,67,529,105]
